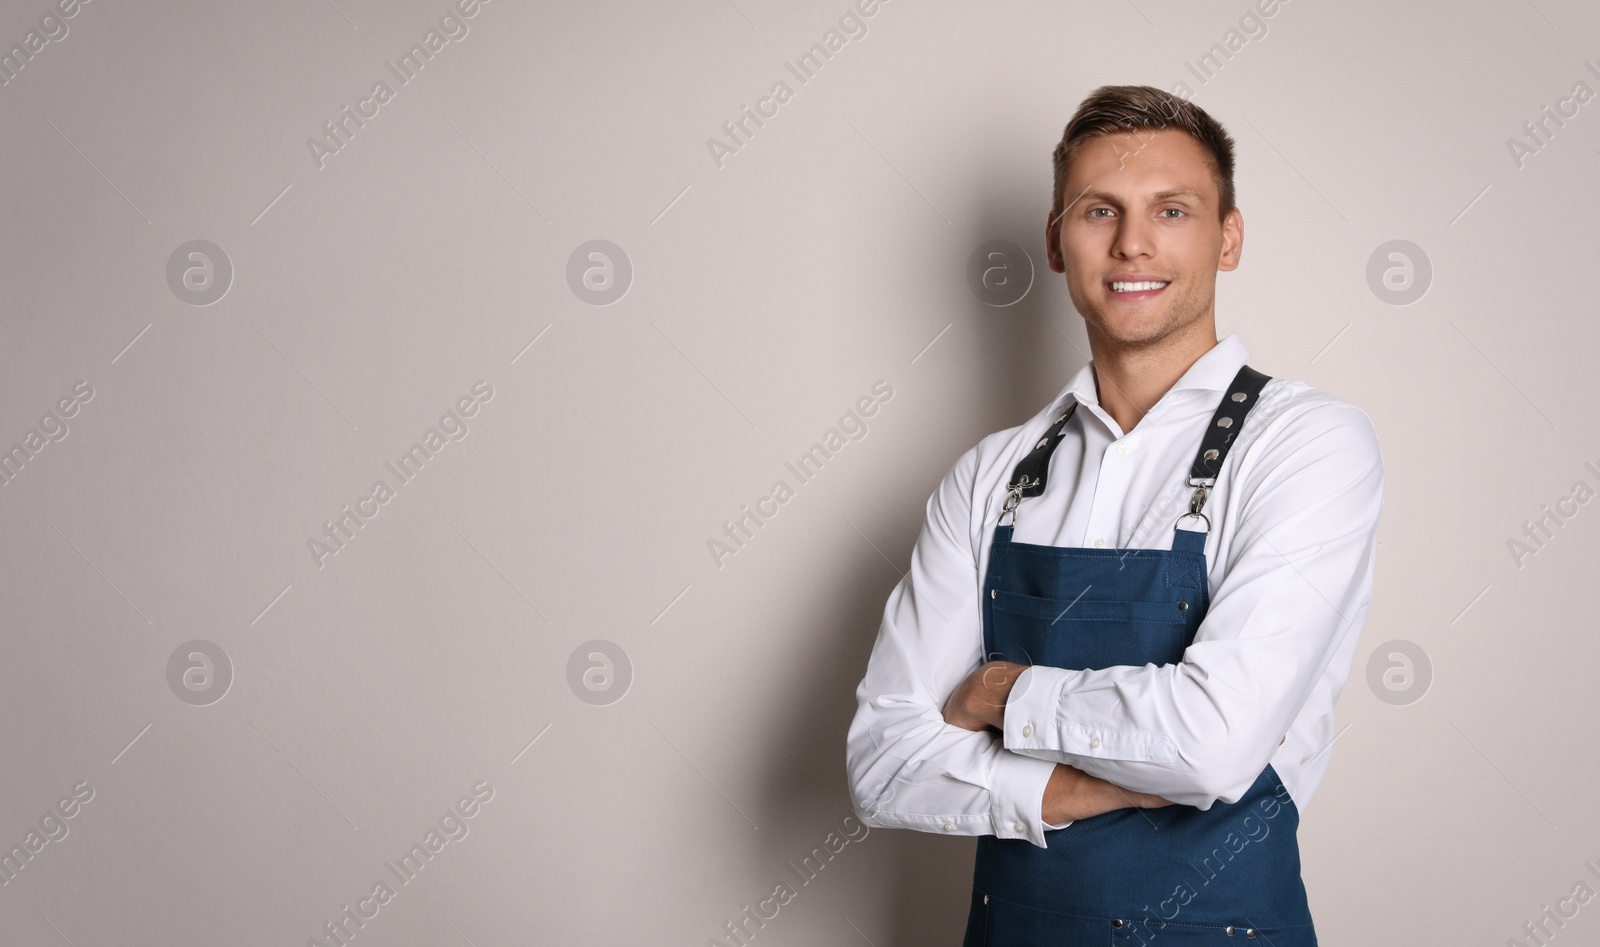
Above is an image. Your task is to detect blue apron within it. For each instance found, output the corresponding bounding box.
[962,365,1319,946]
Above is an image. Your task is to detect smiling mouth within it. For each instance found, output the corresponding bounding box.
[1108,280,1170,294]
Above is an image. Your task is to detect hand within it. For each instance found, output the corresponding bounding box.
[941,660,1028,732]
[1042,764,1176,823]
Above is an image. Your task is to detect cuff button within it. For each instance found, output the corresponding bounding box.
[1021,723,1034,738]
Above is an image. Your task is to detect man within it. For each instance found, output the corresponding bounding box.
[845,85,1383,945]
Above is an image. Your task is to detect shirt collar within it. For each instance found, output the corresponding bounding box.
[1057,333,1250,413]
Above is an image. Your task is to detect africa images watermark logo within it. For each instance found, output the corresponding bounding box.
[0,379,94,489]
[0,0,93,92]
[306,781,495,946]
[707,380,893,569]
[307,0,496,170]
[705,0,891,169]
[0,780,96,888]
[1115,782,1296,942]
[1506,61,1599,170]
[306,382,494,569]
[1505,457,1600,569]
[1172,0,1292,95]
[708,812,870,946]
[1366,239,1432,306]
[1509,860,1600,946]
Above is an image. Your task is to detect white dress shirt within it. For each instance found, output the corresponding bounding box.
[845,333,1384,849]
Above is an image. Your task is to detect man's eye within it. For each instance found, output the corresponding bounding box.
[1089,208,1113,218]
[1160,208,1185,218]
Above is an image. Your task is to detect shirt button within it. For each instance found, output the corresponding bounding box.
[942,821,956,832]
[1094,538,1106,548]
[1013,820,1026,834]
[1021,723,1034,738]
[1089,735,1102,749]
[1115,443,1127,455]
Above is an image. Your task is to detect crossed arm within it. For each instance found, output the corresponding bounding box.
[941,661,1175,824]
[845,401,1383,845]
[939,661,1283,824]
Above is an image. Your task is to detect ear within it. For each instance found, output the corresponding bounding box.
[1045,207,1065,273]
[1217,206,1243,273]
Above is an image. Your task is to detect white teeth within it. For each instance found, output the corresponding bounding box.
[1111,280,1169,292]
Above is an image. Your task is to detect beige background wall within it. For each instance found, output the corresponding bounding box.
[1,0,1596,943]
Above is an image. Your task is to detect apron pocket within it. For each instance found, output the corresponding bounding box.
[1111,919,1318,945]
[991,589,1186,625]
[990,590,1191,670]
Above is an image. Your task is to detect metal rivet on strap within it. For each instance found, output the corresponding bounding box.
[1036,437,1050,450]
[983,894,989,905]
[1112,919,1124,928]
[990,588,996,599]
[1225,926,1235,936]
[1246,930,1257,939]
[1177,601,1188,612]
[1204,448,1219,461]
[1231,391,1248,402]
[1216,416,1234,428]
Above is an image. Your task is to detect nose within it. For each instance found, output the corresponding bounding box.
[1111,213,1153,260]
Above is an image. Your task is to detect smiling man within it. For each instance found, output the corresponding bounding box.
[845,85,1384,945]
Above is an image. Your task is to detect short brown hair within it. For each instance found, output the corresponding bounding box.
[1051,85,1236,224]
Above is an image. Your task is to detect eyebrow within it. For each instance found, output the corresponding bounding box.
[1078,187,1210,207]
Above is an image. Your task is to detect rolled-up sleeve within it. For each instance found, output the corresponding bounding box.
[999,402,1385,809]
[846,441,1067,848]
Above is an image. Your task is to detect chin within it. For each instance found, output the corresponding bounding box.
[1092,315,1172,346]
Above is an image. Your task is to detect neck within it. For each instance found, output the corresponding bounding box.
[1088,321,1219,435]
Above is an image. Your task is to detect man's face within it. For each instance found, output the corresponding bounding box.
[1046,128,1242,350]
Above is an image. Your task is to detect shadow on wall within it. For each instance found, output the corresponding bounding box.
[743,186,1082,944]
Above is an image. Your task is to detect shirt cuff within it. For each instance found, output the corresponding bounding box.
[986,742,1063,848]
[1003,665,1068,754]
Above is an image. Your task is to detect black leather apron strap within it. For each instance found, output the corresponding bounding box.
[1179,364,1271,530]
[1189,364,1271,485]
[1000,364,1273,529]
[1008,403,1079,500]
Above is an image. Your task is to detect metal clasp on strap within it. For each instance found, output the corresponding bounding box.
[1174,476,1214,534]
[999,475,1038,527]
